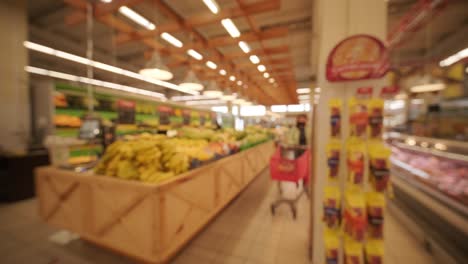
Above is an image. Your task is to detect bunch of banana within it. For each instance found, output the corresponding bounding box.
[139,167,174,183]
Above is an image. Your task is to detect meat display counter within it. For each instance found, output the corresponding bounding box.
[386,132,468,263]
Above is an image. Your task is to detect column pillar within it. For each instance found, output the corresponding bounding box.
[0,0,30,153]
[311,0,388,263]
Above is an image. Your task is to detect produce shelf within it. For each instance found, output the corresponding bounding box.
[35,141,275,264]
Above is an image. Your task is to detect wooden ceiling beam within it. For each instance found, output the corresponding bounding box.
[235,0,295,104]
[115,0,280,44]
[224,45,289,60]
[65,0,145,25]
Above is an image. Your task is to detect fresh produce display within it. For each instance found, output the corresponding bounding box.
[94,127,272,184]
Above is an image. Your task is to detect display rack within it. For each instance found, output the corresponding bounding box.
[387,133,468,263]
[35,141,274,264]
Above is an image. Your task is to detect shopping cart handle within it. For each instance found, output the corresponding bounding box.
[279,144,309,150]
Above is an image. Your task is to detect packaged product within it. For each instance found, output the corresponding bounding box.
[323,186,341,228]
[365,240,384,264]
[344,191,366,242]
[368,142,391,192]
[366,192,385,239]
[367,99,384,138]
[324,229,340,264]
[344,238,364,264]
[329,99,342,138]
[346,139,366,186]
[349,98,368,138]
[326,140,341,180]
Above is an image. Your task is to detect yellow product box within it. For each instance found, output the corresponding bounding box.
[365,240,384,264]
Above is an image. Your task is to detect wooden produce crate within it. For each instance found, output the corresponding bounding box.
[35,141,275,263]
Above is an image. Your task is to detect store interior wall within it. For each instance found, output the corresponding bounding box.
[311,0,388,263]
[0,0,30,154]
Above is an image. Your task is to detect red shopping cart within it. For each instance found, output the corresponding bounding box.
[270,144,310,219]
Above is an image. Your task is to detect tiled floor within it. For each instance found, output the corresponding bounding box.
[0,170,434,264]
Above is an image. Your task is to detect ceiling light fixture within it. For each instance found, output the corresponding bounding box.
[229,75,236,81]
[185,99,226,106]
[25,66,165,99]
[160,32,183,48]
[233,98,246,104]
[100,0,112,3]
[238,41,250,53]
[180,70,204,91]
[206,61,217,69]
[187,49,203,60]
[23,41,195,94]
[119,6,155,30]
[257,64,266,72]
[237,80,243,86]
[202,0,219,14]
[221,89,236,101]
[410,83,446,93]
[296,88,310,94]
[249,55,260,64]
[171,95,216,101]
[221,19,241,38]
[439,47,468,67]
[139,52,173,80]
[314,87,321,93]
[219,69,227,75]
[263,72,270,78]
[268,78,275,83]
[203,81,223,97]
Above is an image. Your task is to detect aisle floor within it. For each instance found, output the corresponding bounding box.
[0,169,435,264]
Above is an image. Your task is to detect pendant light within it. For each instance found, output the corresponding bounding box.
[139,52,173,80]
[221,88,237,101]
[179,69,204,91]
[203,81,223,98]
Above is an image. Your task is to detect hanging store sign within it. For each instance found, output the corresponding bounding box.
[326,35,389,82]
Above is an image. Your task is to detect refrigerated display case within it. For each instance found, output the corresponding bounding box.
[387,132,468,263]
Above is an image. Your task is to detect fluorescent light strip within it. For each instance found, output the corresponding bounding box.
[219,69,227,75]
[187,49,203,60]
[221,19,240,38]
[203,0,219,14]
[171,95,217,101]
[257,64,266,72]
[206,61,217,69]
[24,41,196,95]
[238,41,250,53]
[185,99,226,106]
[161,32,183,48]
[410,83,445,93]
[25,66,165,99]
[249,55,260,64]
[296,88,310,94]
[298,95,310,100]
[119,6,155,30]
[439,47,468,67]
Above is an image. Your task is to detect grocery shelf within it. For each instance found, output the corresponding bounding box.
[391,159,468,220]
[386,132,468,161]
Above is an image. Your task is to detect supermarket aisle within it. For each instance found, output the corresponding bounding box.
[0,169,434,264]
